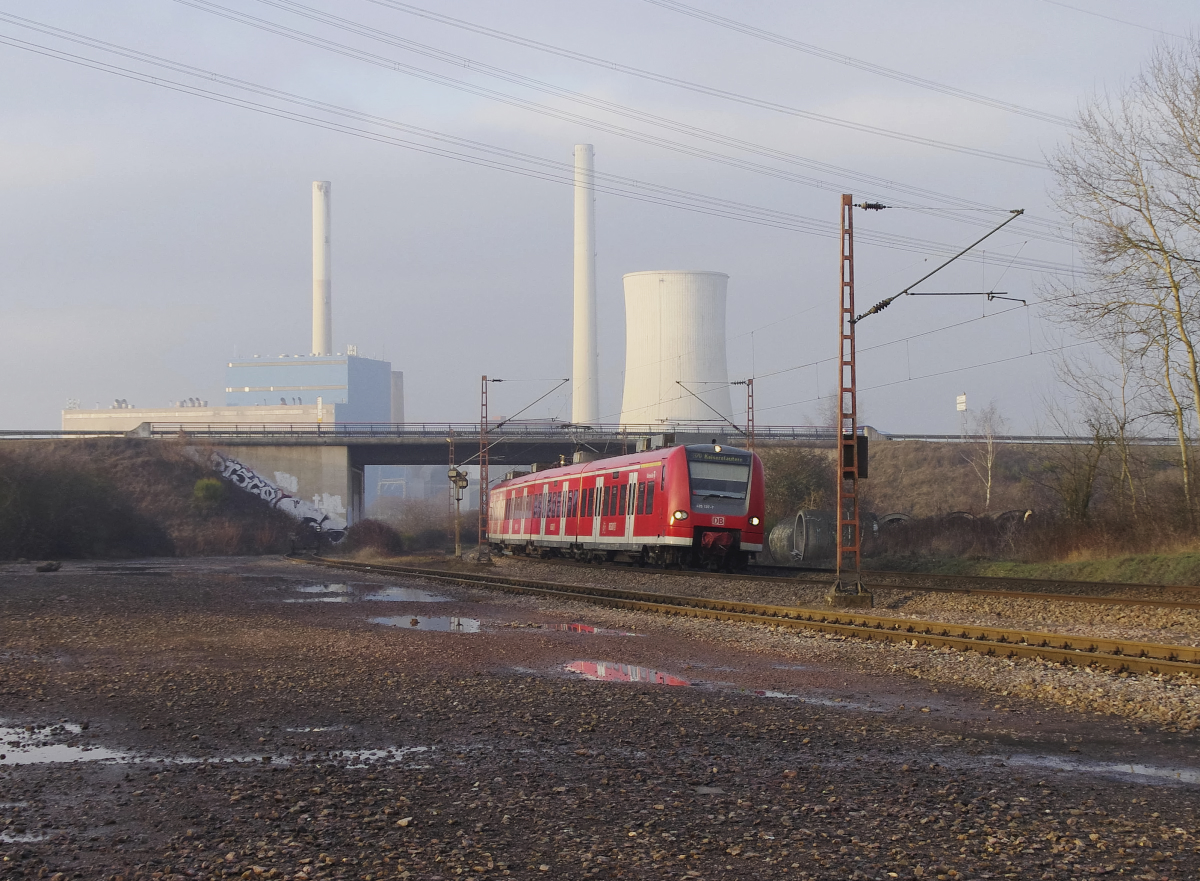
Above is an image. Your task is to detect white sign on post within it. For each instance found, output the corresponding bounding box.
[956,393,967,412]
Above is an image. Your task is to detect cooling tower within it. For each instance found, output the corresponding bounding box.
[619,270,732,426]
[312,181,332,356]
[572,145,600,425]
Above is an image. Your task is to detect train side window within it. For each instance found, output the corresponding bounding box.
[609,485,618,517]
[601,486,610,517]
[636,481,645,515]
[646,481,655,514]
[618,484,628,516]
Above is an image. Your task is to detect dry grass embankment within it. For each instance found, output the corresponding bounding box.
[0,439,293,559]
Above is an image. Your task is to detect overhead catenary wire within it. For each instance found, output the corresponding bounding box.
[644,0,1075,127]
[0,21,1076,274]
[753,337,1096,416]
[171,0,1072,246]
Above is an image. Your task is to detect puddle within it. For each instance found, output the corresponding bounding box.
[550,623,641,637]
[295,583,351,593]
[362,587,449,603]
[2,723,432,770]
[751,691,882,711]
[287,584,450,604]
[1,724,131,765]
[337,746,430,768]
[565,661,690,686]
[1,832,51,843]
[1001,754,1200,786]
[371,616,480,632]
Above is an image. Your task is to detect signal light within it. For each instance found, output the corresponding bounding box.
[673,510,689,521]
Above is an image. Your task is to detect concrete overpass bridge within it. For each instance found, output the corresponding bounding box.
[4,421,1175,528]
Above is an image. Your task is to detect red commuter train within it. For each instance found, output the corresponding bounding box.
[487,443,765,569]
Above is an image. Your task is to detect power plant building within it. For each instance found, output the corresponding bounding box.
[62,180,403,432]
[618,270,733,426]
[224,355,400,424]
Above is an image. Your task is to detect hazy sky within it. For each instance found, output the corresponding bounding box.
[1,0,1196,432]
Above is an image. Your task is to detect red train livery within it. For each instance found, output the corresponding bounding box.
[487,443,765,568]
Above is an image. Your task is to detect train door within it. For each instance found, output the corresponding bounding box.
[624,471,636,541]
[591,476,603,544]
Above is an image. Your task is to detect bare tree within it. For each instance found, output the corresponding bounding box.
[1046,37,1200,524]
[1055,339,1153,517]
[1032,400,1113,522]
[962,402,1006,512]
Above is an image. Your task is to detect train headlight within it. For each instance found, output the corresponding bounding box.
[749,516,760,526]
[673,510,689,521]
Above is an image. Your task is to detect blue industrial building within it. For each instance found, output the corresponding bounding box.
[225,354,402,424]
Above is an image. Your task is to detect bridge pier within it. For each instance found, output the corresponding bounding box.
[215,444,357,528]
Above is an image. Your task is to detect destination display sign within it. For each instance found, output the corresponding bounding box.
[685,449,750,465]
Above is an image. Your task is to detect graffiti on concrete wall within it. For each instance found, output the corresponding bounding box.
[187,448,347,540]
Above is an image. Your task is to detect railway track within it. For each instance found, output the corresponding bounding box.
[297,556,1200,678]
[510,555,1200,611]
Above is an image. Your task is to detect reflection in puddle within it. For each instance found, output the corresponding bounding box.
[288,584,450,604]
[550,623,640,637]
[362,587,449,603]
[371,616,480,632]
[295,583,351,594]
[1003,754,1200,785]
[566,661,690,686]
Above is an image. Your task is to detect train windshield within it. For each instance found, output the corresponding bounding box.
[685,448,752,500]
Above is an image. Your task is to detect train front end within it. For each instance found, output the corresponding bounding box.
[662,444,765,568]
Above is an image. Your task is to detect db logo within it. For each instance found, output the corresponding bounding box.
[712,516,725,526]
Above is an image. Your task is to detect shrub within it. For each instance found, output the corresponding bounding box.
[193,478,226,513]
[339,519,405,556]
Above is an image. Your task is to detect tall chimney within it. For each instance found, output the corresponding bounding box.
[572,145,600,425]
[312,181,332,356]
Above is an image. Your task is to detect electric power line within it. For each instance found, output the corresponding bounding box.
[0,14,1077,274]
[327,0,1046,169]
[174,0,1073,245]
[644,0,1076,127]
[1039,0,1189,39]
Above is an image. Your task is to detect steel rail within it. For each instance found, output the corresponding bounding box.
[297,557,1200,677]
[507,556,1200,611]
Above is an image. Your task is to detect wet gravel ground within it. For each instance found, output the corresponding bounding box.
[2,556,1200,881]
